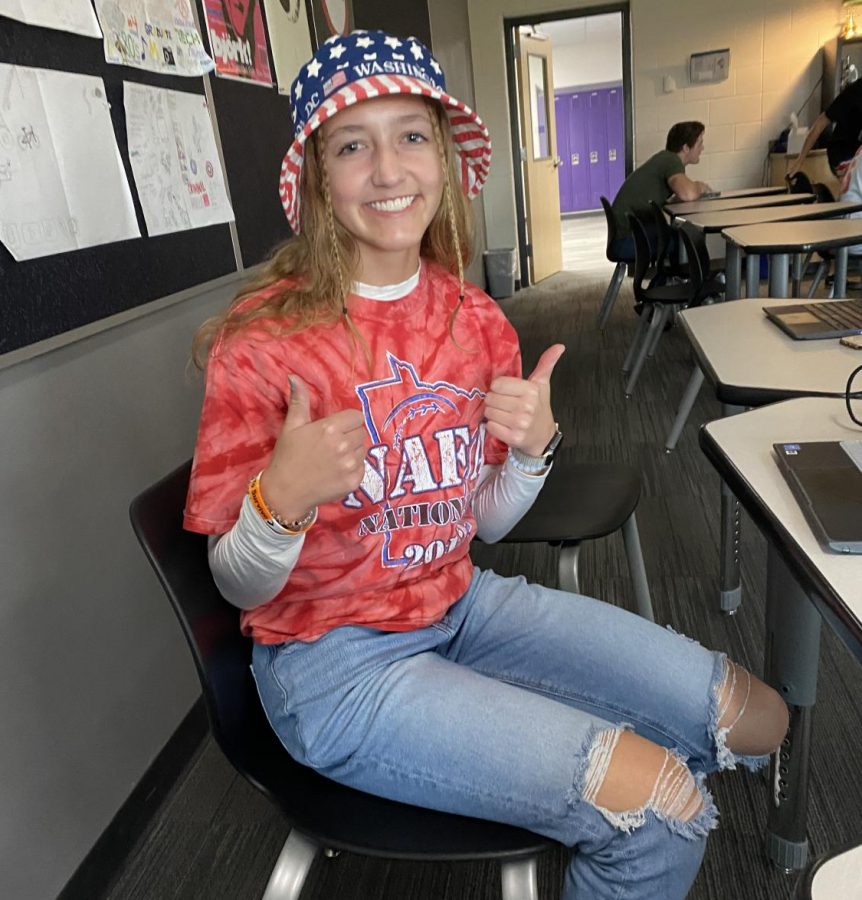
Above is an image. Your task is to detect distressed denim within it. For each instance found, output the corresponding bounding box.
[252,568,765,899]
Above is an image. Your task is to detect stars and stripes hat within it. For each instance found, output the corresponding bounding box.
[279,30,492,233]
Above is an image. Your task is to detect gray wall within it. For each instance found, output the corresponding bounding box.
[0,278,241,899]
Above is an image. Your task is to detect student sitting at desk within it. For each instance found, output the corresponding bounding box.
[609,121,712,258]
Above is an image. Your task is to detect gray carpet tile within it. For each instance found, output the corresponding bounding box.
[100,268,862,900]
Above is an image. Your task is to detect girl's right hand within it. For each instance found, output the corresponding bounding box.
[259,375,367,521]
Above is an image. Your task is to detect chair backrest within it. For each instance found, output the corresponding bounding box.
[649,200,676,274]
[600,195,621,257]
[677,223,709,305]
[627,213,654,301]
[812,181,836,203]
[786,171,814,195]
[128,461,280,774]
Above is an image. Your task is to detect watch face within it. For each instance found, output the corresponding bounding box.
[321,0,349,35]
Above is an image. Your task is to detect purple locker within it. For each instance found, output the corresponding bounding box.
[555,94,572,212]
[587,90,610,209]
[605,87,625,200]
[568,92,590,211]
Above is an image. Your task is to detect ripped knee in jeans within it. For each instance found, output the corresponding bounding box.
[577,727,718,840]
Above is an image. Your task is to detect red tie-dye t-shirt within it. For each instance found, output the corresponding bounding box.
[184,261,521,643]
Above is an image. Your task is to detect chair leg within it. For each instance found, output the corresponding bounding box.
[557,543,581,594]
[621,304,652,374]
[501,856,540,900]
[262,829,320,900]
[624,306,665,397]
[645,304,671,357]
[598,262,627,330]
[621,513,655,622]
[806,261,827,299]
[664,365,705,452]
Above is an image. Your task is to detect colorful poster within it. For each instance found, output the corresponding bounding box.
[0,0,102,38]
[94,0,214,77]
[124,82,234,236]
[203,0,273,86]
[261,0,312,94]
[0,65,140,261]
[308,0,352,48]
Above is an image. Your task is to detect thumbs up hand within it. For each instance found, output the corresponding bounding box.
[483,344,565,457]
[259,375,367,522]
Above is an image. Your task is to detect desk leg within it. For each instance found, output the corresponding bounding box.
[768,253,790,298]
[718,403,745,613]
[764,545,820,873]
[745,253,760,299]
[725,243,742,300]
[833,247,849,298]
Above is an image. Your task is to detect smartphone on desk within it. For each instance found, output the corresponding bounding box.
[840,334,862,350]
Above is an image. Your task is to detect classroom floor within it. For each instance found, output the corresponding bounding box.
[97,262,862,900]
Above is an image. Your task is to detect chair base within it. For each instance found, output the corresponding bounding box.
[261,828,543,900]
[263,829,319,900]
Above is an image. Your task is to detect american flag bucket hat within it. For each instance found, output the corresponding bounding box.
[279,29,492,233]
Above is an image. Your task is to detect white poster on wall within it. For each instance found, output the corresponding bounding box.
[93,0,214,76]
[0,65,140,261]
[0,0,102,38]
[124,82,234,236]
[262,0,313,95]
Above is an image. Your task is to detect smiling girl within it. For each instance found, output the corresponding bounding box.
[183,31,788,899]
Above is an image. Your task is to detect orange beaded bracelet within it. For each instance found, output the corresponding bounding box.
[248,473,317,535]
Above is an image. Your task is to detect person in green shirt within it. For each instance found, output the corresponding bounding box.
[609,121,710,258]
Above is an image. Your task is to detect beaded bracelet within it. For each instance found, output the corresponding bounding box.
[248,473,317,535]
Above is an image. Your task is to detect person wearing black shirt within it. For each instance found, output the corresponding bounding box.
[789,79,862,177]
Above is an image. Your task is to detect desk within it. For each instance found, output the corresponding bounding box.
[679,300,858,613]
[681,202,862,299]
[700,398,861,870]
[705,185,787,200]
[665,192,813,219]
[798,840,862,899]
[679,201,862,234]
[723,219,862,300]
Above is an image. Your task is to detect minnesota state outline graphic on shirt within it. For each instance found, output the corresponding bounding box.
[342,352,488,571]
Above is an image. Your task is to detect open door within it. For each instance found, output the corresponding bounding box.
[515,31,563,283]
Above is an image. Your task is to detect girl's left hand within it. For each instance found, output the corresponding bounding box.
[483,344,565,457]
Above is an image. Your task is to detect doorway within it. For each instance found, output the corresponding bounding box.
[505,4,632,286]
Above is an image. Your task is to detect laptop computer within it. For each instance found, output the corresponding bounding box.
[773,440,862,553]
[764,299,862,340]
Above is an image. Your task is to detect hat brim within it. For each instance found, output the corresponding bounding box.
[278,74,491,234]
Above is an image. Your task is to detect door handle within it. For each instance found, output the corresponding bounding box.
[590,151,598,163]
[553,156,563,168]
[572,153,579,165]
[608,149,617,161]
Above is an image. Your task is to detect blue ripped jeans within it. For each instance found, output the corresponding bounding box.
[252,568,767,899]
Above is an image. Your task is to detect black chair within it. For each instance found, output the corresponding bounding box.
[129,460,557,900]
[621,215,722,397]
[785,172,839,296]
[497,459,654,621]
[597,195,635,330]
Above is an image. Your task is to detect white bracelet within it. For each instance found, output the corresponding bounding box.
[507,447,550,475]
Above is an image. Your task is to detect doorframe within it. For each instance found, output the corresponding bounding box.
[504,3,633,287]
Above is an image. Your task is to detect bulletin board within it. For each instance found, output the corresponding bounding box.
[0,2,294,358]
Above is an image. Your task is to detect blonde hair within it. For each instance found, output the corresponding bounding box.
[192,99,474,369]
